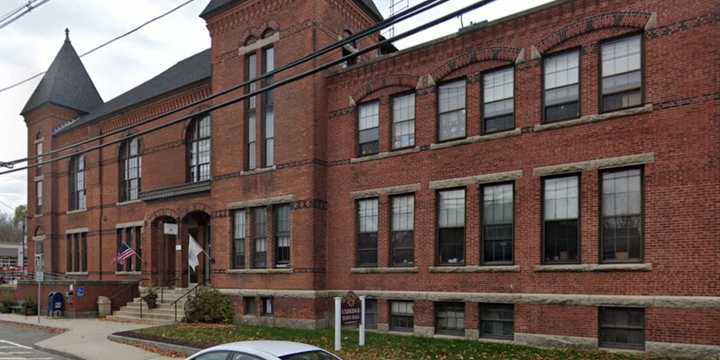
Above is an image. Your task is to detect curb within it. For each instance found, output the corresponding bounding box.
[108,333,201,357]
[33,344,85,360]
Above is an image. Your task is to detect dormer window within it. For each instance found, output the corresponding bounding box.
[342,29,358,68]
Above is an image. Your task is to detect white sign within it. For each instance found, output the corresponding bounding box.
[164,223,178,235]
[175,244,182,251]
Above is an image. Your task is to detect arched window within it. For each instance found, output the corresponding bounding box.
[187,115,211,183]
[120,137,141,202]
[69,155,86,210]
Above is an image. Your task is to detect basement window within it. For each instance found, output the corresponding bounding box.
[599,307,645,350]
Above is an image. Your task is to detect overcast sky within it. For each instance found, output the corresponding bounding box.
[0,0,552,214]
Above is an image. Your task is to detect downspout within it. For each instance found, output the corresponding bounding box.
[98,131,103,281]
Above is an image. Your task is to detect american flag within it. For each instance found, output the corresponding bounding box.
[113,241,136,265]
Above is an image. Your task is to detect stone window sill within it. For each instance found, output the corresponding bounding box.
[116,199,142,207]
[226,268,293,274]
[430,128,522,151]
[115,271,141,276]
[533,104,653,132]
[534,263,652,272]
[66,209,87,215]
[428,265,520,273]
[351,267,419,274]
[242,166,277,176]
[66,272,88,276]
[351,146,421,164]
[477,337,515,344]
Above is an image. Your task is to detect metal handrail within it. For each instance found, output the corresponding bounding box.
[173,283,201,322]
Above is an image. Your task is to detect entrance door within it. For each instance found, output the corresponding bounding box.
[151,218,177,288]
[187,224,212,287]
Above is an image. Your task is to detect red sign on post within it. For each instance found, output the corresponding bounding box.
[341,291,361,326]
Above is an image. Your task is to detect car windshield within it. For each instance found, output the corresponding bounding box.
[279,350,338,360]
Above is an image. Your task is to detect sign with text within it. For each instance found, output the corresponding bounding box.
[341,291,361,325]
[164,223,178,235]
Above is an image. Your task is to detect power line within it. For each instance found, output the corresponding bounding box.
[0,0,497,177]
[0,1,35,23]
[0,0,51,31]
[0,0,197,95]
[1,0,452,169]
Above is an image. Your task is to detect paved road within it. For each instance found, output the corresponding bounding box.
[0,323,69,360]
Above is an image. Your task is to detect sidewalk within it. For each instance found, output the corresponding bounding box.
[0,313,180,360]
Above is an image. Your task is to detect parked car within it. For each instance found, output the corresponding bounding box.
[187,341,342,360]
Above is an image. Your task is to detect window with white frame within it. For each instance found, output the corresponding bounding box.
[274,204,291,267]
[392,93,415,149]
[544,50,580,122]
[391,195,414,266]
[356,198,378,266]
[358,102,379,156]
[601,168,642,262]
[543,175,580,263]
[233,210,246,269]
[482,183,513,264]
[120,137,141,202]
[601,35,642,112]
[390,301,414,332]
[246,53,258,170]
[438,80,466,141]
[263,46,275,167]
[188,116,211,182]
[483,67,514,133]
[252,207,267,268]
[69,155,86,210]
[437,189,465,265]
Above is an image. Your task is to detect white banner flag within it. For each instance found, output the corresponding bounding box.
[188,234,203,271]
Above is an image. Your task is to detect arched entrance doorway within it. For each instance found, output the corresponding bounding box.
[181,211,212,287]
[150,216,178,287]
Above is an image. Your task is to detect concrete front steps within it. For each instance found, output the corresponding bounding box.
[106,287,192,325]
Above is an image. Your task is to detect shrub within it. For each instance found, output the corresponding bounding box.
[143,288,158,309]
[0,298,14,313]
[184,288,234,324]
[23,297,37,316]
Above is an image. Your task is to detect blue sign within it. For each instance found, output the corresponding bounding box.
[76,287,85,297]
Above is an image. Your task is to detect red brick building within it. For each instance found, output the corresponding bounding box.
[21,0,719,357]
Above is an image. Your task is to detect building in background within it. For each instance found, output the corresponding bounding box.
[18,0,720,357]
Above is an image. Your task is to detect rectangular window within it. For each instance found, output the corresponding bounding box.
[480,304,514,340]
[35,180,43,215]
[116,227,142,272]
[544,50,580,122]
[261,297,273,316]
[390,301,414,332]
[70,155,86,211]
[435,302,465,336]
[543,176,580,264]
[36,142,43,171]
[358,102,379,156]
[233,210,246,269]
[392,93,415,149]
[391,195,414,266]
[601,35,642,112]
[66,232,87,273]
[482,183,513,264]
[602,168,642,262]
[599,307,645,350]
[438,80,466,141]
[263,47,275,167]
[274,204,291,267]
[246,53,258,170]
[252,207,267,268]
[364,299,378,329]
[437,189,465,265]
[356,198,378,267]
[243,297,256,315]
[483,67,514,133]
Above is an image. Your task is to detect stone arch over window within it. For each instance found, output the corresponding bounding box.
[427,47,522,85]
[262,27,277,38]
[35,132,43,140]
[534,11,654,55]
[34,226,45,237]
[350,74,418,106]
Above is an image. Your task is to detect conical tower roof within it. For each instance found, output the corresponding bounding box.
[21,29,103,115]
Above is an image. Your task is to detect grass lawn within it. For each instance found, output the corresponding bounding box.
[128,324,649,360]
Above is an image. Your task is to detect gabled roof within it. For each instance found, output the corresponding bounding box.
[199,0,383,21]
[22,31,103,115]
[55,48,212,135]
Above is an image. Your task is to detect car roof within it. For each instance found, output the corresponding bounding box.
[200,341,324,358]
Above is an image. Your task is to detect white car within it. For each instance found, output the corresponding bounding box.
[187,341,342,360]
